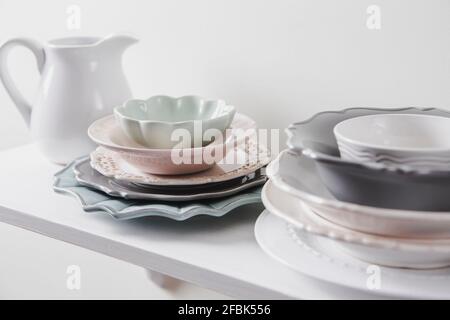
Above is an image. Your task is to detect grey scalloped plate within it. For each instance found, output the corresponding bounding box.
[287,107,450,175]
[53,158,263,220]
[286,107,450,211]
[73,158,267,201]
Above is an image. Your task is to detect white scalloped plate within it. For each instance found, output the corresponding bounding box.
[255,210,450,299]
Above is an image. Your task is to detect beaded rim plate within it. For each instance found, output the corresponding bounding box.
[53,158,263,220]
[255,210,450,299]
[91,137,272,186]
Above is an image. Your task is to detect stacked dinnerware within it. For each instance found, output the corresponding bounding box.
[334,114,450,170]
[257,107,450,298]
[54,95,271,220]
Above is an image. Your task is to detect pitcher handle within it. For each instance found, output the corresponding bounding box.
[0,38,45,127]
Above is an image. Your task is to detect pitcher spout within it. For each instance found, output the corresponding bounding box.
[97,33,139,54]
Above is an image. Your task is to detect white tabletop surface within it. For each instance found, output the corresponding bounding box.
[0,144,383,299]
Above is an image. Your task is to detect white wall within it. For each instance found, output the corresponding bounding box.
[0,0,448,298]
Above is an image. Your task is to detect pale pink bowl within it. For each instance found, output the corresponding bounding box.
[88,113,256,175]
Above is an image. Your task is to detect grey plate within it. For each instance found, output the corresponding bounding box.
[74,158,267,201]
[53,158,263,220]
[286,107,450,211]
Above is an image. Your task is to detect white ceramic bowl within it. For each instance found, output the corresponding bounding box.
[114,95,236,149]
[88,113,256,175]
[334,114,450,169]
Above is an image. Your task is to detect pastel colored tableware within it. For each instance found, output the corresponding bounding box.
[53,158,263,220]
[267,150,450,239]
[255,210,450,299]
[88,113,255,175]
[114,95,236,148]
[90,135,271,185]
[74,158,266,201]
[334,114,450,169]
[262,180,450,269]
[287,107,450,211]
[336,140,450,165]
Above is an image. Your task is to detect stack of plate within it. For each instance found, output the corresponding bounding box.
[53,96,271,220]
[256,107,450,299]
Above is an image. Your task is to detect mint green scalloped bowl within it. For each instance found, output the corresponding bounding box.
[114,95,236,149]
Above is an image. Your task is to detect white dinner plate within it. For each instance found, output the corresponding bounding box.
[255,210,450,299]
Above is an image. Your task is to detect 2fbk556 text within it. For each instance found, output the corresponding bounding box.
[222,304,271,315]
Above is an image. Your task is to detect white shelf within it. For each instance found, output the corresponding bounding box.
[0,144,382,299]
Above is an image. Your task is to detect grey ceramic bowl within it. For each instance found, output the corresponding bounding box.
[287,107,450,211]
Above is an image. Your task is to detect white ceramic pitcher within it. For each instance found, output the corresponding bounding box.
[0,34,138,164]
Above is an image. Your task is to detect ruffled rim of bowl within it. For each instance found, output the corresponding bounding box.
[286,107,450,176]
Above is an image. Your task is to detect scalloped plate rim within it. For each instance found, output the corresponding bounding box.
[53,158,263,220]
